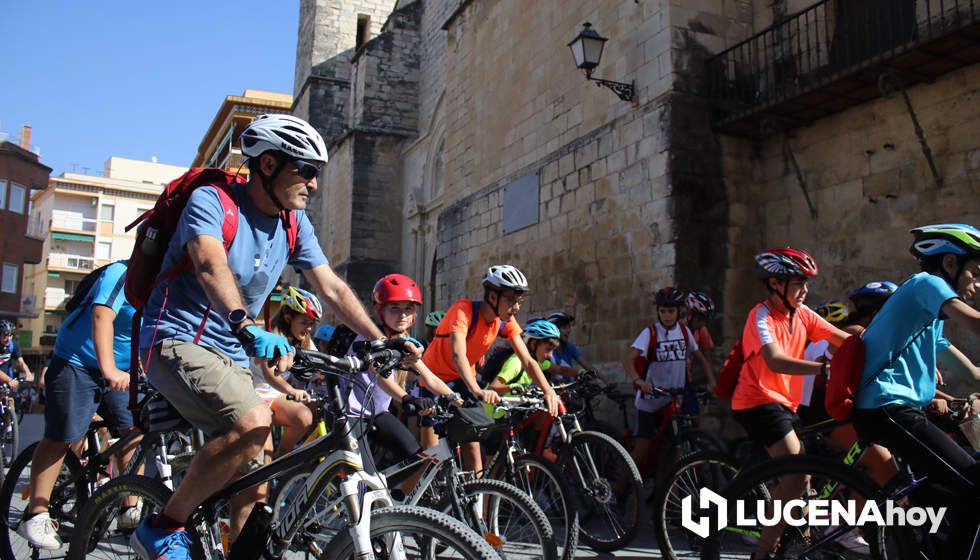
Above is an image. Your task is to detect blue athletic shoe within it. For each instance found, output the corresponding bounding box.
[130,515,191,560]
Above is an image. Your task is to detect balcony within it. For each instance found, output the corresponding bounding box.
[707,0,980,137]
[50,209,97,233]
[48,253,95,273]
[44,288,70,310]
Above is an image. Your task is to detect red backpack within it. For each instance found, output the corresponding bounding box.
[633,323,693,380]
[824,331,865,421]
[825,322,930,421]
[125,168,298,403]
[713,340,745,400]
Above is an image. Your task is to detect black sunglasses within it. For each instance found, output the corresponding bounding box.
[291,159,322,181]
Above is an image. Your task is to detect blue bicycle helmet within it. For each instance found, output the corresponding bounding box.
[314,324,336,343]
[523,320,561,341]
[847,281,898,301]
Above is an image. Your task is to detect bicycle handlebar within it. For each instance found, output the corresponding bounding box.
[290,343,406,381]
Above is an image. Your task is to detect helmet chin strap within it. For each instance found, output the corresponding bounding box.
[485,290,502,317]
[259,157,289,214]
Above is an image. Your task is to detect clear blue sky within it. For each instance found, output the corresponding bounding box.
[0,1,299,176]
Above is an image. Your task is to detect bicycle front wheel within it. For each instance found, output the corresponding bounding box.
[319,504,501,560]
[66,475,172,560]
[0,404,18,470]
[699,454,913,560]
[512,452,579,560]
[460,478,557,560]
[559,430,642,551]
[653,450,739,560]
[0,441,88,560]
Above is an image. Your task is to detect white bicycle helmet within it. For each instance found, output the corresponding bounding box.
[240,114,328,164]
[482,265,529,292]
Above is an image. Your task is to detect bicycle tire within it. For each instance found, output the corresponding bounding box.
[66,475,172,560]
[0,406,18,471]
[699,454,915,560]
[0,441,88,560]
[459,478,557,560]
[559,430,642,551]
[319,504,502,560]
[653,450,740,560]
[511,452,580,560]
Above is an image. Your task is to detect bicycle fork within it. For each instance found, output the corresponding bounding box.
[341,474,406,560]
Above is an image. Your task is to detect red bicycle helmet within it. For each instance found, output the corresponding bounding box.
[373,274,423,306]
[754,248,819,279]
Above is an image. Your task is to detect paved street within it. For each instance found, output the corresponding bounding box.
[13,413,671,558]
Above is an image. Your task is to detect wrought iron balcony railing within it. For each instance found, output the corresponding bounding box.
[707,0,980,135]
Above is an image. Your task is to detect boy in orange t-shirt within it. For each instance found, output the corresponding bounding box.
[732,248,850,560]
[421,265,559,474]
[731,248,847,456]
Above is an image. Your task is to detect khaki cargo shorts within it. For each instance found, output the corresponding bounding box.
[145,339,265,438]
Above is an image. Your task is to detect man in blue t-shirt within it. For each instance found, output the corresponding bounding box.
[16,260,140,550]
[132,115,390,560]
[853,223,980,558]
[0,319,32,387]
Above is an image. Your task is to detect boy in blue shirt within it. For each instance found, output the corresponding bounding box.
[853,223,980,557]
[17,260,140,550]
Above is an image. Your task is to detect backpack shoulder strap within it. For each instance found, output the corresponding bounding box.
[283,210,299,258]
[467,300,481,339]
[213,182,240,250]
[680,323,693,349]
[645,323,659,362]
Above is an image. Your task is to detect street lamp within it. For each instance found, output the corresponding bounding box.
[568,22,636,103]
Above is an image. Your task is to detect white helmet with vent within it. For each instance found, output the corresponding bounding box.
[482,265,529,292]
[240,114,328,164]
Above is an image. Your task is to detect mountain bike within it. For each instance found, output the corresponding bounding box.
[483,394,580,560]
[491,383,642,552]
[67,344,500,560]
[321,397,558,560]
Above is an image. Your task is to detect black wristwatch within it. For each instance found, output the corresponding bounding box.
[228,309,253,344]
[820,361,829,377]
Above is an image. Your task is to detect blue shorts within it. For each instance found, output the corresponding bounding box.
[418,379,468,428]
[44,357,134,443]
[634,409,665,441]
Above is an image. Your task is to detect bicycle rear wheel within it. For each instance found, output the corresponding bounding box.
[0,441,87,560]
[559,430,642,551]
[319,504,501,560]
[699,454,913,560]
[66,475,172,560]
[653,450,739,560]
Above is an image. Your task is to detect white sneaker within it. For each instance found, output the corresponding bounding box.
[835,528,870,555]
[117,502,143,530]
[16,511,62,550]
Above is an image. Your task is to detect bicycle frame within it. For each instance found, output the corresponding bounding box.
[190,357,406,560]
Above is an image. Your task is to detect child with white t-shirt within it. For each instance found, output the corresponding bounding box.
[622,287,714,479]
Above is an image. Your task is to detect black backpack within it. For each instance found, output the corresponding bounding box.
[62,263,114,328]
[477,346,516,387]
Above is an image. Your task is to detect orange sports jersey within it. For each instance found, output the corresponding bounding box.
[422,298,522,382]
[731,302,838,412]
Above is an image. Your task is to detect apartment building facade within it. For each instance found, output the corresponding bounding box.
[0,128,51,349]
